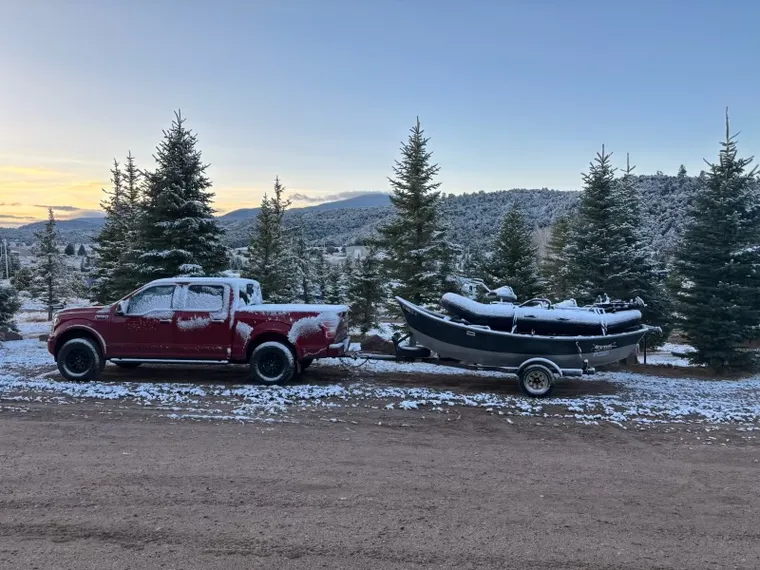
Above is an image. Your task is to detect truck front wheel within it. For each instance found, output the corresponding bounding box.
[57,338,104,382]
[249,341,296,386]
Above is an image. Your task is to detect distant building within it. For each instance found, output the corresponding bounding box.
[345,245,368,259]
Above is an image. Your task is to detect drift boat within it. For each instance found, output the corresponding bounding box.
[396,295,659,371]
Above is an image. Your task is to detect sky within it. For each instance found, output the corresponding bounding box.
[1,0,759,227]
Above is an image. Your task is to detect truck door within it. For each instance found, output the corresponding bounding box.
[110,284,179,357]
[173,283,230,360]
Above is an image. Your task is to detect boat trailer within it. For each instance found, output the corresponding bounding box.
[345,332,596,398]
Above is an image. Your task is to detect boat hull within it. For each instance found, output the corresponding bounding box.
[397,297,653,369]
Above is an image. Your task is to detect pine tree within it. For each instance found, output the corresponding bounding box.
[541,215,572,300]
[312,248,329,302]
[293,228,313,303]
[0,284,21,332]
[111,151,146,297]
[30,208,69,320]
[376,118,454,310]
[139,111,227,279]
[77,244,87,256]
[480,205,541,301]
[91,160,127,304]
[348,248,384,333]
[64,243,75,256]
[324,263,345,304]
[244,176,295,302]
[614,154,673,345]
[671,112,760,370]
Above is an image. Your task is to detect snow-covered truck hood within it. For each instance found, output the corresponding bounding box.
[55,306,107,320]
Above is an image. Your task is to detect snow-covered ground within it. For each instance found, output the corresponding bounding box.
[2,332,759,429]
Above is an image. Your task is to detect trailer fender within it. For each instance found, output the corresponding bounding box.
[517,358,561,377]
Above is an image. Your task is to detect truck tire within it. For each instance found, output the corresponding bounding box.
[518,364,555,398]
[57,338,104,382]
[250,341,296,386]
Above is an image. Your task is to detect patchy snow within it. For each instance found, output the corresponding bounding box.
[287,312,343,344]
[235,321,254,340]
[15,312,53,338]
[176,316,211,331]
[240,303,349,314]
[2,335,759,427]
[363,322,396,340]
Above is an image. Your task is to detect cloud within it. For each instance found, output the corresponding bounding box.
[0,213,37,220]
[32,204,88,212]
[0,202,22,207]
[289,190,382,204]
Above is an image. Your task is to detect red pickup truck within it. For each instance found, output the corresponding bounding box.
[48,277,351,385]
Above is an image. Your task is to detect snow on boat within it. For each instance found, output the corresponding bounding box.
[396,295,658,371]
[440,293,642,336]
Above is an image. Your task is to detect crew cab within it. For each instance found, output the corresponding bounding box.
[47,277,350,385]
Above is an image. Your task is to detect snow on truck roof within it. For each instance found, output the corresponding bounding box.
[145,277,261,287]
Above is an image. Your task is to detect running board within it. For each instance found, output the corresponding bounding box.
[110,358,229,365]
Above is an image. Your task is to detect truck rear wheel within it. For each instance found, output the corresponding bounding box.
[57,338,104,382]
[249,341,296,386]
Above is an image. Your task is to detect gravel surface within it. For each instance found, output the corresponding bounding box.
[1,402,760,569]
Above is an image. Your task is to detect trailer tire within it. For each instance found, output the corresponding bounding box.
[57,338,104,382]
[518,364,555,398]
[250,341,296,386]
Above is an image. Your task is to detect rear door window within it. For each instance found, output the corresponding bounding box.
[185,285,225,312]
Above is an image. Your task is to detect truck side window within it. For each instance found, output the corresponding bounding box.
[185,285,224,311]
[127,285,176,315]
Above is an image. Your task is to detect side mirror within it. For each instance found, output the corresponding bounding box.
[115,300,128,316]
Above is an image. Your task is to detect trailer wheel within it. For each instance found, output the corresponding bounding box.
[518,364,555,398]
[249,341,296,386]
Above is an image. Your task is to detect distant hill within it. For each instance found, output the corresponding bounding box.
[218,192,391,221]
[0,175,706,257]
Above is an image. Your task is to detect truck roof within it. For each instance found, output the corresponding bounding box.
[145,277,261,289]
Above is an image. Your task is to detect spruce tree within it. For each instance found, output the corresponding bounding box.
[480,205,541,301]
[77,244,87,256]
[244,176,295,302]
[564,148,672,341]
[376,118,454,309]
[541,215,572,300]
[324,263,345,304]
[0,284,21,332]
[348,248,384,333]
[92,160,127,304]
[139,111,227,279]
[312,248,329,302]
[671,113,760,370]
[293,228,313,303]
[30,208,69,320]
[112,151,146,297]
[64,243,75,256]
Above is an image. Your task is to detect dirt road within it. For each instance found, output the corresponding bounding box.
[1,404,759,570]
